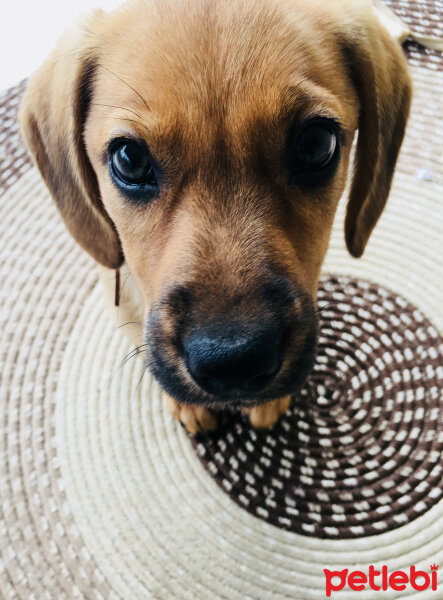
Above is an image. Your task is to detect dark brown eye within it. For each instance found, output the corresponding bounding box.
[293,120,338,172]
[110,139,157,186]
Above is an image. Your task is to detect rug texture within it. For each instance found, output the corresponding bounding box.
[0,1,442,598]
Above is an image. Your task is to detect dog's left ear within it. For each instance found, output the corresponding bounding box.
[341,12,412,258]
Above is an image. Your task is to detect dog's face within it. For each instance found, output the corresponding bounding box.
[20,0,411,409]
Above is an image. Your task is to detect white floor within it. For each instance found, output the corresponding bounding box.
[0,0,122,91]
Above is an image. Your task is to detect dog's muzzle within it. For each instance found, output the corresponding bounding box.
[146,276,318,406]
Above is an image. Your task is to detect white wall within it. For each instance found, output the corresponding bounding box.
[0,0,123,90]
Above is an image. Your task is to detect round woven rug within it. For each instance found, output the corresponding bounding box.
[0,2,442,598]
[193,275,443,539]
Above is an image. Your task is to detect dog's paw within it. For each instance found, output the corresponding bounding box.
[165,395,217,434]
[243,396,291,429]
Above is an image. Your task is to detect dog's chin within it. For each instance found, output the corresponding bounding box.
[147,323,318,410]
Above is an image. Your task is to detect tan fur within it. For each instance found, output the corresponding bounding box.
[20,0,411,432]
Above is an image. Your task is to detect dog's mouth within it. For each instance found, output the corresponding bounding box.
[144,284,318,409]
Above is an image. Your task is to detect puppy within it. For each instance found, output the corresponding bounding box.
[20,0,411,433]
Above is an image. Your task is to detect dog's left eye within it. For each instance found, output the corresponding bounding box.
[289,119,340,186]
[109,138,158,190]
[295,122,337,169]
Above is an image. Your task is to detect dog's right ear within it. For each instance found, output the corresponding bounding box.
[19,12,123,268]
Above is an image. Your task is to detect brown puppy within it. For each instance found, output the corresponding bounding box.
[20,0,411,433]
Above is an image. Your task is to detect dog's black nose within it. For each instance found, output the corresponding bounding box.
[184,326,282,395]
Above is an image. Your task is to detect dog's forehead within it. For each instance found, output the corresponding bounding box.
[94,0,356,139]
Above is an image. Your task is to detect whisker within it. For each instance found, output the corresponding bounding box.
[94,116,147,128]
[97,63,151,112]
[91,102,143,119]
[104,343,150,388]
[136,363,151,390]
[118,321,144,329]
[119,271,132,300]
[120,344,150,368]
[316,302,332,314]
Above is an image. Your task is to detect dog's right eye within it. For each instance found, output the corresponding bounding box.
[108,139,159,198]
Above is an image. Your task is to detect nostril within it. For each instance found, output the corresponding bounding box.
[183,326,283,395]
[245,357,281,392]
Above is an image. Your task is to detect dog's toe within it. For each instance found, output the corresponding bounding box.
[244,396,291,429]
[165,395,217,434]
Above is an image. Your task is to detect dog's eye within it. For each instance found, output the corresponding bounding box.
[294,121,338,171]
[288,119,341,189]
[109,139,158,187]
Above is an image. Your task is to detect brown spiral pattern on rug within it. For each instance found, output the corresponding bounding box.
[192,275,443,539]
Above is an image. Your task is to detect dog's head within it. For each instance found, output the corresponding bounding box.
[20,0,411,408]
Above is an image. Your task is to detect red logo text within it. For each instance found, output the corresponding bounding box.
[324,564,438,597]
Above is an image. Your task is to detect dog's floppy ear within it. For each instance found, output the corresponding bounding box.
[19,13,123,268]
[342,14,412,258]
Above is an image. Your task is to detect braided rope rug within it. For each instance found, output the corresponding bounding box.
[0,2,442,598]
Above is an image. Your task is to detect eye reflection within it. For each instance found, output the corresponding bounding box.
[110,139,157,186]
[294,120,338,172]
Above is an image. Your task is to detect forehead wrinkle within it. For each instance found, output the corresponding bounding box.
[273,80,355,136]
[281,77,340,111]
